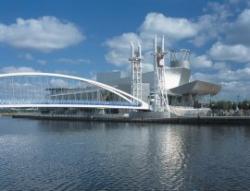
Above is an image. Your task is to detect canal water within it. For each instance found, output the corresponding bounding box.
[0,117,250,191]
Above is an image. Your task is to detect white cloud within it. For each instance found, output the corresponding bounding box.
[191,0,236,47]
[18,53,35,61]
[191,0,245,47]
[209,42,250,62]
[191,14,223,47]
[205,2,232,20]
[142,63,154,73]
[0,16,84,52]
[37,60,47,65]
[227,0,242,4]
[24,53,33,60]
[56,58,91,65]
[103,3,250,99]
[219,81,250,100]
[54,70,78,76]
[226,9,250,46]
[104,8,237,66]
[49,79,68,88]
[105,12,199,66]
[213,62,228,70]
[0,66,39,73]
[193,67,250,83]
[139,12,198,41]
[191,55,213,68]
[192,66,250,99]
[105,50,130,66]
[105,33,140,50]
[18,53,48,65]
[104,33,140,66]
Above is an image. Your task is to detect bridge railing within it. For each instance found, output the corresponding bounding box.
[0,99,140,107]
[0,72,150,110]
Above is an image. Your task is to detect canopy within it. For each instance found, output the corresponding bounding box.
[169,80,221,96]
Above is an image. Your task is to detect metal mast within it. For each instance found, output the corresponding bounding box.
[129,42,142,100]
[153,35,169,112]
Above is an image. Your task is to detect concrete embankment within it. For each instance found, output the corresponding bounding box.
[10,113,250,125]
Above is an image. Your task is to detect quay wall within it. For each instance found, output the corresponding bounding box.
[9,113,250,125]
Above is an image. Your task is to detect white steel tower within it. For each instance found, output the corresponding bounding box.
[153,35,169,112]
[129,42,142,100]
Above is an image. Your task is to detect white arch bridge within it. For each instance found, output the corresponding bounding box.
[0,72,149,110]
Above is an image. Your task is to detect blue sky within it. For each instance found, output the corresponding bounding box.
[0,0,250,100]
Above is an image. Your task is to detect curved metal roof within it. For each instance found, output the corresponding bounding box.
[169,80,221,96]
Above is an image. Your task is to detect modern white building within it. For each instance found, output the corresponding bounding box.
[97,36,221,114]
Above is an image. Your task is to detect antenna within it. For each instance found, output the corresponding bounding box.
[130,42,135,57]
[154,35,157,53]
[162,35,165,52]
[138,41,142,58]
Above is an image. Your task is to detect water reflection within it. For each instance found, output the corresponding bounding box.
[1,117,250,190]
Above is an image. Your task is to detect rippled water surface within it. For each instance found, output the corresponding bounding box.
[1,117,250,190]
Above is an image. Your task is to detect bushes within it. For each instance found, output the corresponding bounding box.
[210,100,250,110]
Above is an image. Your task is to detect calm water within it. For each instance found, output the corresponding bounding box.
[1,117,250,191]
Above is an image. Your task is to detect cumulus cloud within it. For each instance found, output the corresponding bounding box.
[0,16,84,52]
[193,67,250,82]
[213,62,228,70]
[226,9,250,46]
[50,78,68,88]
[191,55,213,68]
[205,2,233,20]
[105,12,199,66]
[104,8,235,66]
[192,66,250,99]
[105,50,130,66]
[103,2,250,99]
[191,14,224,47]
[191,0,249,47]
[56,58,91,65]
[37,60,47,65]
[19,53,34,61]
[104,33,140,66]
[0,66,39,73]
[142,63,154,73]
[139,13,198,41]
[105,33,140,50]
[219,81,250,100]
[209,42,250,62]
[18,53,48,65]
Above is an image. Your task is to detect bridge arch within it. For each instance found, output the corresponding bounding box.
[0,72,149,110]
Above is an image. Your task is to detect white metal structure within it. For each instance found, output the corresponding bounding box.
[0,72,149,110]
[153,35,169,112]
[129,42,142,100]
[170,49,191,68]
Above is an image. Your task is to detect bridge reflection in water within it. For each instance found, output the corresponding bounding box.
[0,72,149,110]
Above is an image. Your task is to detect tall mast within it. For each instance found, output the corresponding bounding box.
[129,41,142,101]
[153,35,169,113]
